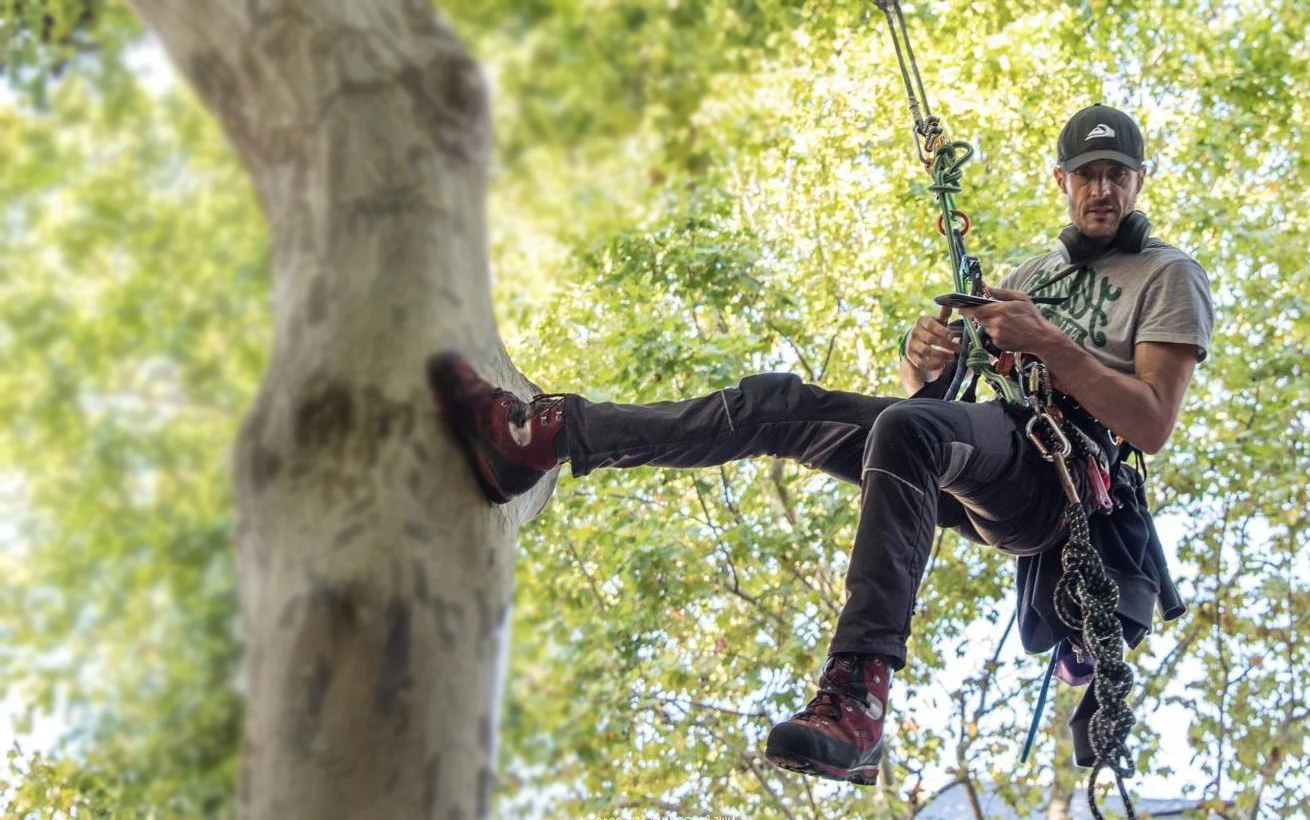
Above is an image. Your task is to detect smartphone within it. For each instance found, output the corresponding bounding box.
[933,292,1000,309]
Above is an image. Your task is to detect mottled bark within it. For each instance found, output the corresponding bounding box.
[125,1,555,817]
[1045,691,1078,820]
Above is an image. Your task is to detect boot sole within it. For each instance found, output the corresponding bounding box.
[426,352,512,505]
[764,749,879,787]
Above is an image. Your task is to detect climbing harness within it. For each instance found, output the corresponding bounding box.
[872,3,1139,817]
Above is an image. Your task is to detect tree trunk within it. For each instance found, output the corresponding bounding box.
[125,1,555,816]
[1045,690,1079,820]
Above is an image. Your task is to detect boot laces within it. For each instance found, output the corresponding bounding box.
[503,392,564,427]
[798,687,848,721]
[526,393,566,421]
[529,392,567,408]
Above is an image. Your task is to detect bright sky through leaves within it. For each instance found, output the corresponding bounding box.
[2,1,1308,816]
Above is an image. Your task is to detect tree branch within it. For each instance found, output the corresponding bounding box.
[563,535,608,613]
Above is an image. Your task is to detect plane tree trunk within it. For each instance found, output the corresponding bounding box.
[126,1,555,816]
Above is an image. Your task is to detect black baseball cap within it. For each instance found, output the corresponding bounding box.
[1057,104,1144,172]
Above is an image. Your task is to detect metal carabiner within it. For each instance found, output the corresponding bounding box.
[1025,412,1071,461]
[1027,412,1080,504]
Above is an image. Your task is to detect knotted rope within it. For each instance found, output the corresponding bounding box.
[1054,500,1137,820]
[1024,363,1137,820]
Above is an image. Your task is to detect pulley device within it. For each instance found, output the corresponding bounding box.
[871,3,1139,817]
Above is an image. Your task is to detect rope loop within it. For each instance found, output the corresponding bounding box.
[936,209,972,236]
[926,140,973,193]
[919,114,945,154]
[963,345,992,372]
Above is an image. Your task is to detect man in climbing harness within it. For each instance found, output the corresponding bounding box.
[428,104,1214,788]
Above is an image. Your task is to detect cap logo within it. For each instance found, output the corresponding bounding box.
[1085,124,1116,140]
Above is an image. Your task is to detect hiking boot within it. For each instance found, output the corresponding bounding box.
[426,352,565,504]
[764,654,891,786]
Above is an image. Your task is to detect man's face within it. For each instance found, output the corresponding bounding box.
[1054,159,1145,243]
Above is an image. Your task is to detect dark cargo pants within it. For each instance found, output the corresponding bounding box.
[562,373,1067,670]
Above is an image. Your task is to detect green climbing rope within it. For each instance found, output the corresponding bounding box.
[874,0,1016,404]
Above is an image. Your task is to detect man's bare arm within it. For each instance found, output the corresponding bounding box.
[960,289,1199,453]
[1033,338,1197,454]
[898,356,934,395]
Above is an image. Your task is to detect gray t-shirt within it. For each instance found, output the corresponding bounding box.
[997,238,1214,374]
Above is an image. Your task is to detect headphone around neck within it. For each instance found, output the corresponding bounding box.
[1056,210,1151,264]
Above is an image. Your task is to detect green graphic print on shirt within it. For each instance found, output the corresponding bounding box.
[1028,263,1123,350]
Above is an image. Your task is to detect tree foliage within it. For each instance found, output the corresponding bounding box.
[1,13,262,812]
[2,0,1308,817]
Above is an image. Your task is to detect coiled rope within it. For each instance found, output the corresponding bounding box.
[1023,364,1138,820]
[1054,502,1138,820]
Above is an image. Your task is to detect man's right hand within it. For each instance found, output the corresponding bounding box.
[904,305,961,375]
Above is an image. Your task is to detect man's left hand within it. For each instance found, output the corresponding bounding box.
[958,286,1057,355]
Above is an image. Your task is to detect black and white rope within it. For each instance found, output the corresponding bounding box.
[1053,496,1138,820]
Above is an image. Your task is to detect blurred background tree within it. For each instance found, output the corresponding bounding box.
[1,0,1306,816]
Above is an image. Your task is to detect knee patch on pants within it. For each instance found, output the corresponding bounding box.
[724,373,806,428]
[862,402,945,466]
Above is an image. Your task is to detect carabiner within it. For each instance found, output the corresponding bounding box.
[1026,412,1071,461]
